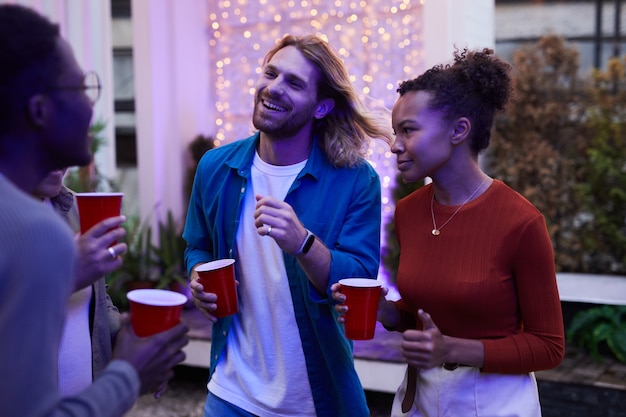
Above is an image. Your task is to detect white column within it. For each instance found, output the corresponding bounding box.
[131,0,212,230]
[423,0,495,68]
[1,0,117,182]
[422,0,495,174]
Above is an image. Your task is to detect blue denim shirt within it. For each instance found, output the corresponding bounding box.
[183,133,381,417]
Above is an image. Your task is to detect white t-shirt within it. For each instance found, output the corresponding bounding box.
[208,152,315,416]
[58,285,93,396]
[42,198,94,397]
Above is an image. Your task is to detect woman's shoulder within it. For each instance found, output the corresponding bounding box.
[490,179,544,218]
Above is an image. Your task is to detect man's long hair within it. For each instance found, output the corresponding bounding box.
[263,35,393,167]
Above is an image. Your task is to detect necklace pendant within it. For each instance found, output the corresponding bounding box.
[432,229,440,236]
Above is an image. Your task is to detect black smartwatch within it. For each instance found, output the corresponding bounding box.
[295,229,315,256]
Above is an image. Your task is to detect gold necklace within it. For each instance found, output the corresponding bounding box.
[430,177,489,236]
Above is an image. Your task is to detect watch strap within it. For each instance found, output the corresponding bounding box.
[295,229,315,255]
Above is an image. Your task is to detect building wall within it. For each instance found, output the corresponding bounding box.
[495,1,626,73]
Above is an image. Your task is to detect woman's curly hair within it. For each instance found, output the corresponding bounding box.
[398,47,513,154]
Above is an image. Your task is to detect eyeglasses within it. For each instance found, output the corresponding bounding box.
[49,71,102,104]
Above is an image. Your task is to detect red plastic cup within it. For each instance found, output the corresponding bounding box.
[75,192,124,234]
[127,289,188,337]
[339,278,382,340]
[195,259,238,318]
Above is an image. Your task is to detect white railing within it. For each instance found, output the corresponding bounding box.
[556,273,626,306]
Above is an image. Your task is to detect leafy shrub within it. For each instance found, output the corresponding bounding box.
[567,305,626,363]
[487,35,626,275]
[574,59,626,273]
[106,210,188,310]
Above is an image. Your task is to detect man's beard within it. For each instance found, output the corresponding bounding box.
[252,98,317,139]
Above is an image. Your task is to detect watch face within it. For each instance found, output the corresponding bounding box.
[302,233,315,254]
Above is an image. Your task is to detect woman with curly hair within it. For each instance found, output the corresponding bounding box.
[335,48,564,416]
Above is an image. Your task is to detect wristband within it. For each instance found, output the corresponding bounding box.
[295,229,315,256]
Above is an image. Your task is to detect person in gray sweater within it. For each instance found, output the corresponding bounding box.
[0,4,189,416]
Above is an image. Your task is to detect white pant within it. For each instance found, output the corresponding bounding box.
[391,366,541,417]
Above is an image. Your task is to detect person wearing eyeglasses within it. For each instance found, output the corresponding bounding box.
[52,71,102,105]
[0,5,189,417]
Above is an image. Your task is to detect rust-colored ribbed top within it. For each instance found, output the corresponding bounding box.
[393,180,564,374]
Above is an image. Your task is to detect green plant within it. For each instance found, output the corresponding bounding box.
[487,35,590,273]
[105,216,151,309]
[151,210,188,290]
[106,211,188,310]
[64,120,118,192]
[567,305,626,363]
[487,35,626,275]
[574,58,626,273]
